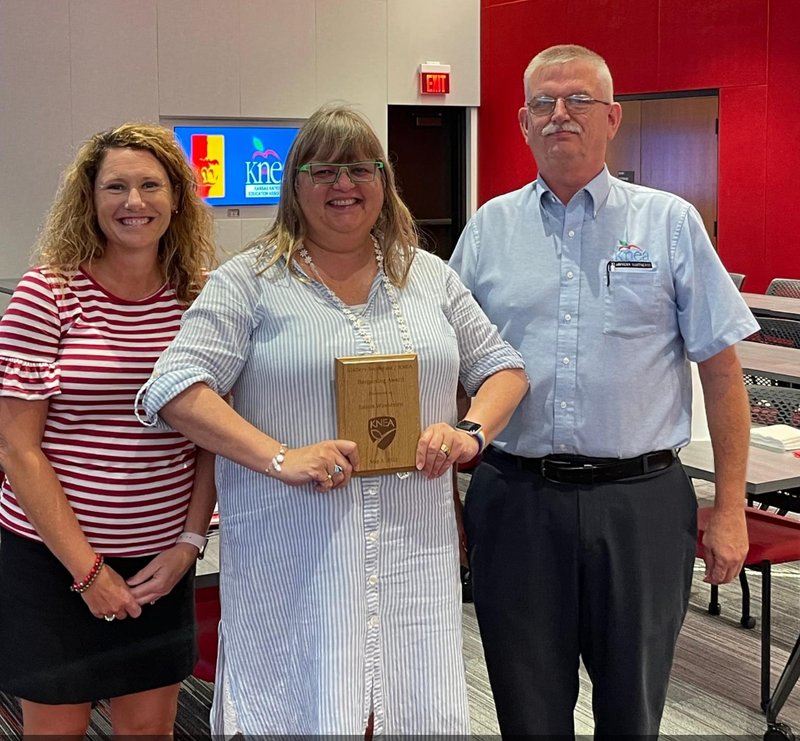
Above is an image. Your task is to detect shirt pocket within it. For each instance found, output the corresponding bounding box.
[603,267,661,338]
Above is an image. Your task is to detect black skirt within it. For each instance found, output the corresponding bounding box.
[0,527,197,704]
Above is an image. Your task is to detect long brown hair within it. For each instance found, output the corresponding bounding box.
[34,122,217,303]
[254,105,419,287]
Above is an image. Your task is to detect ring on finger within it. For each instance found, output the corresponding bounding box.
[332,464,344,475]
[439,443,451,458]
[104,614,116,622]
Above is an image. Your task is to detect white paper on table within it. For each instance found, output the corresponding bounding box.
[750,424,800,452]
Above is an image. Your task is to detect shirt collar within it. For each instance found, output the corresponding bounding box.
[534,165,611,218]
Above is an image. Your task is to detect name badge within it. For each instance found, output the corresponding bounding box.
[609,261,654,270]
[606,260,654,286]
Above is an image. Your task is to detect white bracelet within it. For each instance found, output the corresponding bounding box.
[176,531,208,559]
[266,443,288,476]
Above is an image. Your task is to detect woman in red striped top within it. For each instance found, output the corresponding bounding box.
[0,123,217,736]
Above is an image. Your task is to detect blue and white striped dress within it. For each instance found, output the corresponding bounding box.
[139,247,524,735]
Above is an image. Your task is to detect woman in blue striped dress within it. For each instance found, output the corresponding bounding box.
[138,104,528,735]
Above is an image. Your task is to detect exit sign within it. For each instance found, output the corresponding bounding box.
[419,63,450,95]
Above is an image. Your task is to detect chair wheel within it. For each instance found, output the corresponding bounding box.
[764,721,795,741]
[708,602,721,615]
[741,615,757,629]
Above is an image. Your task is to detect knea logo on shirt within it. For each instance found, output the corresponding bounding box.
[606,240,653,284]
[613,239,650,263]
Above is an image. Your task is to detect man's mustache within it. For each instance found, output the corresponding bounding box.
[541,122,582,136]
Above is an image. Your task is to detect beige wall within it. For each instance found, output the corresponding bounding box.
[0,0,479,277]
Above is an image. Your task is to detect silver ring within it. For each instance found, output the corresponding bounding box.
[332,464,344,475]
[104,614,115,622]
[326,473,333,481]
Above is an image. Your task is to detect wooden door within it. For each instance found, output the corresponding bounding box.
[606,95,718,247]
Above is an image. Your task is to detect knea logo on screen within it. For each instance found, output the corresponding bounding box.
[174,125,299,207]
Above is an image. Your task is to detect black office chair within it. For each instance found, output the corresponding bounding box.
[743,317,800,389]
[766,278,800,299]
[745,316,800,350]
[728,272,746,290]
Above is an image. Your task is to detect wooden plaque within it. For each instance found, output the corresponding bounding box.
[335,353,420,475]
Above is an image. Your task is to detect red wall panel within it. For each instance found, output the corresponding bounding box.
[657,0,768,91]
[763,0,800,284]
[717,86,767,282]
[565,0,660,95]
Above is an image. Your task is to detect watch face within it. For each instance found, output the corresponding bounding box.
[456,420,482,434]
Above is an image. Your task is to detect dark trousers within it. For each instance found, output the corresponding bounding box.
[464,449,697,738]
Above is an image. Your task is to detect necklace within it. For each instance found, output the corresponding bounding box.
[298,236,413,356]
[298,236,415,480]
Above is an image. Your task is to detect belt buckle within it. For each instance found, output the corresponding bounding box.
[539,457,563,482]
[540,458,596,485]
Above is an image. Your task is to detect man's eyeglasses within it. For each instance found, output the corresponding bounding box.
[298,161,384,185]
[526,94,611,117]
[96,180,171,198]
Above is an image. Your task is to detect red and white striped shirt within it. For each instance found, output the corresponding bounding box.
[0,267,195,557]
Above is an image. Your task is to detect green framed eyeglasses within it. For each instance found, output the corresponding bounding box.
[298,161,384,185]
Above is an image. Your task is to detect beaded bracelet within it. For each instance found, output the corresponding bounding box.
[266,443,288,476]
[70,554,105,593]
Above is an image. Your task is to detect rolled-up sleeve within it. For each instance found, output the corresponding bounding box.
[136,260,259,428]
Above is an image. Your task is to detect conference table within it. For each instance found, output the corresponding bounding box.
[744,292,800,321]
[680,442,800,496]
[737,340,800,386]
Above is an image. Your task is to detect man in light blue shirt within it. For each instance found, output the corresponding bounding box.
[450,44,759,738]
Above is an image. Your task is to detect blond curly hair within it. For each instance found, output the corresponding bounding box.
[253,105,419,288]
[34,122,217,304]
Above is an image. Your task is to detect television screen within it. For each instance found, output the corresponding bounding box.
[174,125,300,207]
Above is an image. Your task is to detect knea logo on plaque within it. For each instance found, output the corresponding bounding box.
[370,417,397,449]
[335,353,420,475]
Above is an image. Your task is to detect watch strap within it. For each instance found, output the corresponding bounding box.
[176,531,208,559]
[455,420,485,455]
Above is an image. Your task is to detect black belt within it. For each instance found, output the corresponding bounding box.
[486,447,678,485]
